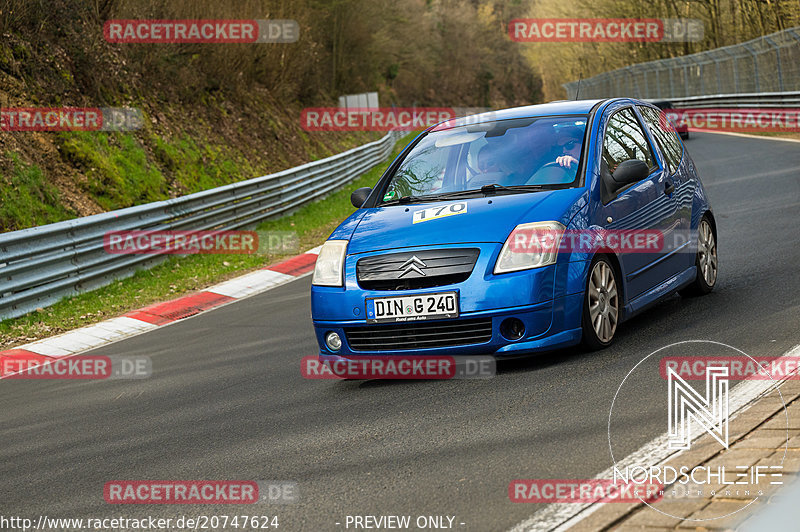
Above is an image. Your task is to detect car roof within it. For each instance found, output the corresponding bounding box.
[431,99,620,131]
[430,98,659,131]
[492,99,606,117]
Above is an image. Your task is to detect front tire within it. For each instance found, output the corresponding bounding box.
[680,217,717,297]
[581,256,620,350]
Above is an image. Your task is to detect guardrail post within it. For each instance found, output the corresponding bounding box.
[683,62,689,97]
[692,57,706,96]
[721,48,740,93]
[655,68,661,99]
[625,66,634,97]
[668,66,675,99]
[744,44,759,92]
[788,30,800,91]
[641,68,647,99]
[764,37,783,91]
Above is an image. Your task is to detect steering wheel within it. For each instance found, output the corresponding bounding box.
[526,162,572,185]
[467,171,508,188]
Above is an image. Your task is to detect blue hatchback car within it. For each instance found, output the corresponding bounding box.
[311,99,717,360]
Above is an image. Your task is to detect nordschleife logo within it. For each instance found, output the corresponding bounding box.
[667,365,729,450]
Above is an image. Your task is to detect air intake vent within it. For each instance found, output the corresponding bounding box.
[345,317,493,351]
[357,248,479,291]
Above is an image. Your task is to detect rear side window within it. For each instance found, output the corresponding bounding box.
[638,105,684,175]
[602,108,656,175]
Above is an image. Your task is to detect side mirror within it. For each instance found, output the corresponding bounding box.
[611,159,649,186]
[350,187,372,208]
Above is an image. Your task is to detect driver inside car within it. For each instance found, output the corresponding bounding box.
[474,130,546,186]
[477,145,502,174]
[469,142,515,186]
[524,125,585,186]
[554,130,583,169]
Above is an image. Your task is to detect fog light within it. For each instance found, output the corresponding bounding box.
[325,332,342,352]
[500,318,525,341]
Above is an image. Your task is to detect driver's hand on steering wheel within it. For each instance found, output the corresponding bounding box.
[556,155,579,168]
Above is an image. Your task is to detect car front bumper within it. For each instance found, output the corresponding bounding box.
[311,243,587,359]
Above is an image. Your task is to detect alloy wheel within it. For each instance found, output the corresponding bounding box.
[588,260,619,343]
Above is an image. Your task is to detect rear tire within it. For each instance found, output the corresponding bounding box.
[581,256,620,350]
[680,217,717,297]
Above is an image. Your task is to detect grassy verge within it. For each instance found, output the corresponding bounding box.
[0,132,416,350]
[58,129,262,212]
[0,152,75,230]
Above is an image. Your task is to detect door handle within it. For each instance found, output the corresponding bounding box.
[664,179,675,196]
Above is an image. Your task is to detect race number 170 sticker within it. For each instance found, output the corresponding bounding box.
[412,203,467,224]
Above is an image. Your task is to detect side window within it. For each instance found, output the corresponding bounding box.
[602,108,656,176]
[638,105,684,175]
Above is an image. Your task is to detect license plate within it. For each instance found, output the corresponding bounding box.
[365,292,459,324]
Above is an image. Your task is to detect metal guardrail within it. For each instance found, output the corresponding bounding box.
[665,91,800,109]
[0,131,404,321]
[565,26,800,100]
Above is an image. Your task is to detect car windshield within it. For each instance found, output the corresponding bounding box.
[381,116,587,203]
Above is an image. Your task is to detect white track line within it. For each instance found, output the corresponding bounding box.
[206,269,293,299]
[690,129,800,143]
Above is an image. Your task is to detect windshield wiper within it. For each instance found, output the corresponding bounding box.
[380,184,547,205]
[429,184,546,200]
[478,183,545,195]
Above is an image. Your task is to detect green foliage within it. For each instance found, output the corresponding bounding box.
[0,153,74,232]
[57,131,263,212]
[0,44,14,70]
[151,135,255,193]
[60,132,167,211]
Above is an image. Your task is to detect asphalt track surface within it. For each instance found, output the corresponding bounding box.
[1,132,799,531]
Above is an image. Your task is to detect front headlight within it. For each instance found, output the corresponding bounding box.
[494,221,565,274]
[312,240,348,286]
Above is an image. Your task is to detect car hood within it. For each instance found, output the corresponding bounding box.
[345,188,586,254]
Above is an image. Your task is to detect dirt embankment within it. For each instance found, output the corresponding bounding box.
[0,4,379,232]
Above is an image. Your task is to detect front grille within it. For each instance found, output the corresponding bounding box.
[345,318,493,351]
[357,248,480,291]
